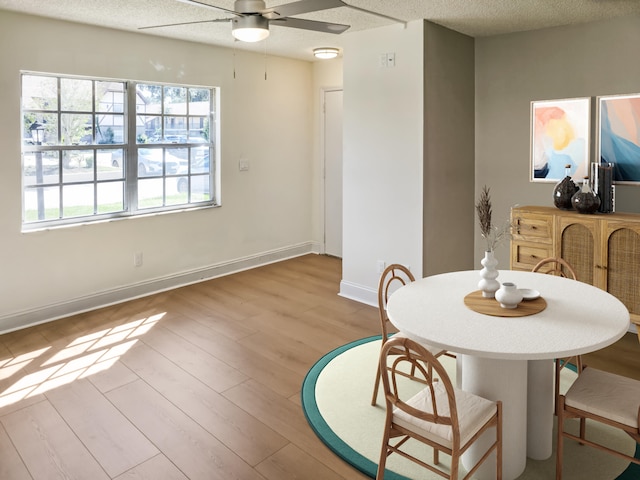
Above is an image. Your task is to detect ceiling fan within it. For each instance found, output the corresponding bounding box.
[140,0,352,43]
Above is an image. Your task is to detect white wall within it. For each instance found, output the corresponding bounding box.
[0,12,320,331]
[341,21,425,305]
[340,20,474,305]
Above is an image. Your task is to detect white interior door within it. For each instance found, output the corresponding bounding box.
[324,89,343,258]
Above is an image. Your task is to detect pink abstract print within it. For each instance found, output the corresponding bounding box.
[531,98,590,182]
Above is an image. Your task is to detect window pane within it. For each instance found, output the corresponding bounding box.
[191,175,211,202]
[138,148,164,177]
[164,86,187,115]
[192,146,210,173]
[166,177,187,206]
[189,88,210,113]
[23,113,58,145]
[166,148,187,175]
[97,149,124,180]
[176,175,188,194]
[188,117,208,142]
[62,184,94,217]
[24,186,60,222]
[97,114,124,144]
[97,181,125,213]
[164,117,187,142]
[61,78,92,112]
[23,151,60,185]
[138,177,164,209]
[136,115,161,143]
[63,150,94,183]
[96,81,125,113]
[61,113,92,145]
[136,84,162,114]
[23,115,45,145]
[22,75,58,110]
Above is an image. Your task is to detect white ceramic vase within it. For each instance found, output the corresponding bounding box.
[478,250,500,298]
[495,282,524,309]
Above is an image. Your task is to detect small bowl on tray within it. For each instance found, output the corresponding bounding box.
[519,289,540,301]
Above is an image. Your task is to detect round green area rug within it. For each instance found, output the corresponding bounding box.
[302,336,640,479]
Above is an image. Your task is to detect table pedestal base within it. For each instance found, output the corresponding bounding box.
[461,355,527,480]
[527,359,554,460]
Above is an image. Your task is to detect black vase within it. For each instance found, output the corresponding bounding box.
[553,176,578,210]
[572,180,600,214]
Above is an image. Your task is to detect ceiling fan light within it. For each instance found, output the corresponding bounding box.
[313,47,340,59]
[232,15,269,42]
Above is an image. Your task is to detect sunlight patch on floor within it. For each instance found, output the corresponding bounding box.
[0,313,165,408]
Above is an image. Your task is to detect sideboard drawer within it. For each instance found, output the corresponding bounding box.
[512,213,553,242]
[511,242,552,270]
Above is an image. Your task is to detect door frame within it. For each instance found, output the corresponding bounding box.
[320,87,343,257]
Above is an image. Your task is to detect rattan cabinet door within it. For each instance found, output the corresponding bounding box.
[604,221,640,319]
[557,216,600,286]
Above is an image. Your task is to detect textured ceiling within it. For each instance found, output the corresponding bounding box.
[1,0,640,61]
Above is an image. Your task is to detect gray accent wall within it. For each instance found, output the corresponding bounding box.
[475,15,640,267]
[424,21,475,276]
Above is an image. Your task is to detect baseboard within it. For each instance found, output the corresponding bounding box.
[0,242,319,334]
[338,279,377,308]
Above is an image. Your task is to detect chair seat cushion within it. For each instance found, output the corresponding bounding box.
[393,382,497,448]
[565,367,640,428]
[390,332,445,357]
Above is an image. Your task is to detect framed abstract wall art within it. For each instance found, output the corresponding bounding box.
[597,93,640,184]
[530,97,590,182]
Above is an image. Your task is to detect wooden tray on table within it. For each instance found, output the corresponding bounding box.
[464,290,546,317]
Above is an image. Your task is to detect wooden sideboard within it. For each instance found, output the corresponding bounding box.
[511,205,640,336]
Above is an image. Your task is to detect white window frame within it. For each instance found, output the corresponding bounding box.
[21,72,219,231]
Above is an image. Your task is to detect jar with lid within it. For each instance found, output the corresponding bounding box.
[495,282,524,309]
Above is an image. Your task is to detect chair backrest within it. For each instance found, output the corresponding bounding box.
[378,264,415,341]
[379,336,460,439]
[532,257,577,280]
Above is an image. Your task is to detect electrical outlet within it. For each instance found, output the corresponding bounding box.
[134,252,143,267]
[377,260,385,274]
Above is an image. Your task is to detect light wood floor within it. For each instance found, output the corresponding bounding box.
[0,254,638,480]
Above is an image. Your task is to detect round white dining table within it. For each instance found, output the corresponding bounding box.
[386,269,629,480]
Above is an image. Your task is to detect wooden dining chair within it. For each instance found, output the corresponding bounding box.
[377,337,502,480]
[532,257,577,280]
[531,257,581,414]
[371,264,450,406]
[556,365,640,479]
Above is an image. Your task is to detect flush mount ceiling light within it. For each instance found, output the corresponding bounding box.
[232,15,269,42]
[313,47,340,59]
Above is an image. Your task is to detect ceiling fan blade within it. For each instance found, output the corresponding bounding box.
[264,0,347,19]
[139,18,232,30]
[270,17,349,34]
[174,0,239,15]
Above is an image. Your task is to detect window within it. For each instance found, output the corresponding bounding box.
[21,73,218,229]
